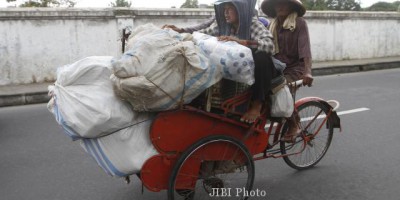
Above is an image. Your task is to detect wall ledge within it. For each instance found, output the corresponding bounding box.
[1,8,398,20]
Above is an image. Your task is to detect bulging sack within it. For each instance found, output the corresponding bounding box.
[80,117,158,177]
[270,85,294,118]
[48,56,152,139]
[111,24,222,112]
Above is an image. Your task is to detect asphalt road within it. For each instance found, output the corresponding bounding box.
[1,68,400,200]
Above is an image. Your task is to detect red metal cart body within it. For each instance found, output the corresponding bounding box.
[139,82,341,199]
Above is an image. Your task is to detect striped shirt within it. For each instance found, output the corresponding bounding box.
[182,16,216,34]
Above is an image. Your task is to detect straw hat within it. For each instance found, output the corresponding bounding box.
[261,0,306,18]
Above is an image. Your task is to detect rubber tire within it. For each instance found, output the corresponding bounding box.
[167,135,255,200]
[280,101,334,170]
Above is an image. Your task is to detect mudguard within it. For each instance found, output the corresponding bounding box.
[295,97,341,131]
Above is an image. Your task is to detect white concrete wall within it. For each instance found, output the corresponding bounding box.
[306,11,400,61]
[0,8,121,85]
[0,8,399,86]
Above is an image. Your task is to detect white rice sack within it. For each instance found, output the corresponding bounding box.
[80,117,158,177]
[48,56,151,139]
[111,24,222,112]
[192,32,255,85]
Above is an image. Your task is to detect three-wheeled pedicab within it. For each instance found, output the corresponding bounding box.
[137,79,341,200]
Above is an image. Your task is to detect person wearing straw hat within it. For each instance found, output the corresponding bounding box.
[197,0,279,123]
[261,0,313,142]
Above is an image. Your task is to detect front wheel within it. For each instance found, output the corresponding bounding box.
[280,101,334,170]
[168,135,255,200]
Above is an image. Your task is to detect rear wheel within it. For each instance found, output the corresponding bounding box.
[280,101,333,170]
[168,135,254,200]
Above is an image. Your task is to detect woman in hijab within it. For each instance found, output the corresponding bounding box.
[199,0,278,123]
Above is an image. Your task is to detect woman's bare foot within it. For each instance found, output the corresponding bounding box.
[240,100,262,123]
[282,116,301,142]
[282,126,301,142]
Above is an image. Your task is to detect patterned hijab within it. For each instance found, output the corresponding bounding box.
[214,0,257,40]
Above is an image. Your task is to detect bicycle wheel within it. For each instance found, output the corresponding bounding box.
[168,135,254,200]
[280,101,333,170]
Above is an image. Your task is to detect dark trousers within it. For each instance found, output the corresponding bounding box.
[251,49,279,102]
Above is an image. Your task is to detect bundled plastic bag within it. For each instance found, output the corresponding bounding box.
[80,117,158,177]
[48,56,152,139]
[192,32,255,85]
[111,24,222,112]
[270,85,294,117]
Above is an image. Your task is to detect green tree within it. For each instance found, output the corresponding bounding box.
[366,1,399,11]
[303,0,328,10]
[20,0,43,7]
[303,0,361,11]
[6,0,76,7]
[109,0,132,7]
[180,0,198,8]
[326,0,361,11]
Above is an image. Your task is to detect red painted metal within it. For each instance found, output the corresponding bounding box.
[140,95,334,192]
[141,135,252,191]
[150,108,268,155]
[141,106,269,191]
[295,96,324,108]
[141,155,177,192]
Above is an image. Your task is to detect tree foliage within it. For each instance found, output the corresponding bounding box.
[326,0,361,11]
[180,0,199,8]
[366,1,400,11]
[303,0,329,10]
[6,0,76,7]
[303,0,361,11]
[109,0,132,7]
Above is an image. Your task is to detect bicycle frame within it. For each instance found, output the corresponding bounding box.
[140,81,341,192]
[254,96,336,160]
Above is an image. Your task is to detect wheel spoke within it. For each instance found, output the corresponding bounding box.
[281,101,334,170]
[169,135,254,200]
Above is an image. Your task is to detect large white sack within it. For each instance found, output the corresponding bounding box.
[111,24,222,111]
[48,56,152,139]
[80,117,158,177]
[192,32,255,85]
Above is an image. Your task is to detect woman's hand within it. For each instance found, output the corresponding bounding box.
[302,57,313,87]
[162,24,184,33]
[302,73,314,87]
[218,35,241,43]
[218,36,249,46]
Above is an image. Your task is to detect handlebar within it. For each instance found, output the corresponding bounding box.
[288,80,303,88]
